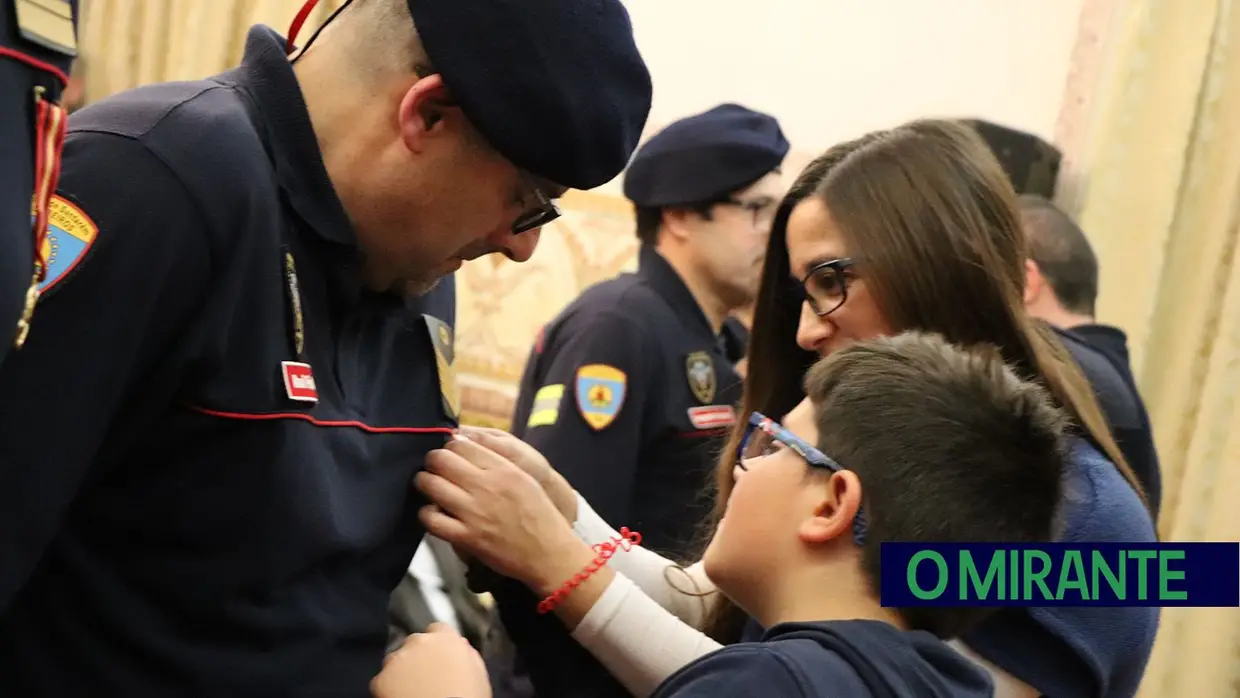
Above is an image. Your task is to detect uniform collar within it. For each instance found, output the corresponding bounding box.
[636,245,717,342]
[231,26,356,248]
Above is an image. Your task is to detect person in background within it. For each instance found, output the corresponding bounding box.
[493,103,788,698]
[1,0,78,366]
[1019,194,1163,519]
[375,330,1071,698]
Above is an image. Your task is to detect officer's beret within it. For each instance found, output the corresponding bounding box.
[407,0,652,191]
[623,103,790,208]
[960,119,1062,199]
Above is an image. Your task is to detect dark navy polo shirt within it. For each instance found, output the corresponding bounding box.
[1,0,78,366]
[493,244,744,698]
[0,26,456,697]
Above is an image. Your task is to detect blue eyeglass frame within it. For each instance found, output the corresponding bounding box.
[736,411,869,547]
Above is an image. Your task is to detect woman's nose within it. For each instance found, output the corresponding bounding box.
[795,301,833,353]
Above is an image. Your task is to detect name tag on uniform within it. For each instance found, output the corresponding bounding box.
[281,361,319,403]
[12,0,78,56]
[687,405,735,430]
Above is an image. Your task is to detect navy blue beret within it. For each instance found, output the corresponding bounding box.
[623,103,790,208]
[407,0,653,191]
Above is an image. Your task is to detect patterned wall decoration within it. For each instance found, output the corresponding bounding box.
[455,190,640,429]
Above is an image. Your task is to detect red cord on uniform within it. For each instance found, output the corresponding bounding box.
[286,0,322,54]
[537,527,643,614]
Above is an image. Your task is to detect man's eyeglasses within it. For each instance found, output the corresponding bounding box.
[796,257,856,317]
[716,197,777,230]
[512,172,562,234]
[736,411,868,546]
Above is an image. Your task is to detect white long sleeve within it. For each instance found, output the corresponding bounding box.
[570,573,723,698]
[571,493,717,626]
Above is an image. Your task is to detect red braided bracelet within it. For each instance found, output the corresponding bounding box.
[537,527,643,614]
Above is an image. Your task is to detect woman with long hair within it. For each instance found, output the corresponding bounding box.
[410,119,1159,698]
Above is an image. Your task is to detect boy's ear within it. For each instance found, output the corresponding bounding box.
[799,471,863,545]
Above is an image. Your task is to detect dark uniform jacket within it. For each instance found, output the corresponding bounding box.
[492,244,743,698]
[1053,324,1162,520]
[1,0,78,365]
[0,27,456,697]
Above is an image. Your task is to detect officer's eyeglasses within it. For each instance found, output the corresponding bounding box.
[716,197,777,230]
[796,257,856,317]
[736,411,868,546]
[513,171,563,234]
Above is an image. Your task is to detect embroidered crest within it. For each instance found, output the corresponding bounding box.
[526,384,565,428]
[424,314,460,420]
[31,195,97,296]
[685,351,716,404]
[575,364,626,431]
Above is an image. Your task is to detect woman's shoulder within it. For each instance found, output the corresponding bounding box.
[1059,438,1157,543]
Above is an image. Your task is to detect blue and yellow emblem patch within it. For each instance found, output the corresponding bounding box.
[575,364,626,431]
[32,195,98,295]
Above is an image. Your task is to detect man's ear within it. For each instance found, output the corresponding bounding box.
[661,207,701,243]
[1023,258,1043,306]
[799,470,862,545]
[398,73,456,153]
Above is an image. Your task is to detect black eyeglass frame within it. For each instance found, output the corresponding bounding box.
[798,257,856,317]
[511,174,562,234]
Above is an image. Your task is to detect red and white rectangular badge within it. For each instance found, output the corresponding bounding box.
[687,405,736,430]
[281,361,319,403]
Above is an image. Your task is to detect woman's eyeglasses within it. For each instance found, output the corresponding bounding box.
[735,411,868,546]
[796,257,855,317]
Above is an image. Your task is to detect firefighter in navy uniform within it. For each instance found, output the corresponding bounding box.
[492,103,789,698]
[0,0,651,695]
[1,0,77,367]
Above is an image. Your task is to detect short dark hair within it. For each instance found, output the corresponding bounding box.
[804,331,1068,640]
[634,203,717,246]
[1019,195,1099,316]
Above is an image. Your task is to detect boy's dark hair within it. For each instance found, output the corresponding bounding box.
[1018,195,1100,317]
[803,331,1068,639]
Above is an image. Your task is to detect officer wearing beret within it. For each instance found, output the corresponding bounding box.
[0,0,650,695]
[493,103,789,698]
[1,0,77,367]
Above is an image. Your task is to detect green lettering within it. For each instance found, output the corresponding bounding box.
[907,551,948,600]
[961,550,1004,601]
[1022,550,1054,600]
[1128,550,1156,600]
[1009,549,1019,600]
[1159,550,1188,601]
[1057,550,1090,600]
[1091,550,1125,599]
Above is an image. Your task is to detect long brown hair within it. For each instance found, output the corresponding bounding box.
[701,119,1150,642]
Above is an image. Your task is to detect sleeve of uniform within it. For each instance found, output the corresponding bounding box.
[653,647,808,698]
[517,309,654,525]
[0,131,213,612]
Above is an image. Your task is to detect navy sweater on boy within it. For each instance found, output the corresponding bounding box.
[651,620,993,698]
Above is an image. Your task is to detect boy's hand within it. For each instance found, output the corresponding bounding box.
[370,623,491,698]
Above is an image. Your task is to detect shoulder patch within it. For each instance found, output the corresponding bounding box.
[575,364,627,431]
[526,384,565,428]
[33,195,98,295]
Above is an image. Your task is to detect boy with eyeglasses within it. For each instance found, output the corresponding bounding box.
[375,331,1068,697]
